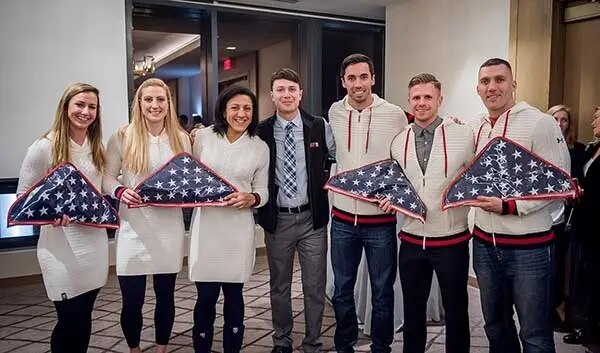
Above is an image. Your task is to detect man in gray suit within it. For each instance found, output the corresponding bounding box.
[257,68,335,353]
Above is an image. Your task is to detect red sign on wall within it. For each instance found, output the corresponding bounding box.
[223,57,234,71]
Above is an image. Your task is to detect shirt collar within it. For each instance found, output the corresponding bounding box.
[413,116,442,136]
[275,111,302,129]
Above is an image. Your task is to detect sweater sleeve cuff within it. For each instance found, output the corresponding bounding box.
[114,186,126,200]
[501,200,518,215]
[250,192,260,208]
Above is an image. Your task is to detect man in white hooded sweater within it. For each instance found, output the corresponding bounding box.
[328,53,408,353]
[468,58,570,353]
[384,73,474,353]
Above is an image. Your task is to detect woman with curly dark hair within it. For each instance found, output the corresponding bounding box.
[188,85,269,353]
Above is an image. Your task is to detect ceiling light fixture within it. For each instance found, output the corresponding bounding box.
[226,46,237,50]
[133,55,155,76]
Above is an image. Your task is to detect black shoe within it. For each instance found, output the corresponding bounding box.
[553,311,568,332]
[271,346,293,353]
[223,325,245,353]
[563,328,585,345]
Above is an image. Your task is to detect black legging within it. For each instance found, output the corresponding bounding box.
[51,288,100,353]
[193,282,245,352]
[118,273,177,348]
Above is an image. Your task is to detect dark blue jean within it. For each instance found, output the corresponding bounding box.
[330,219,397,353]
[473,239,556,353]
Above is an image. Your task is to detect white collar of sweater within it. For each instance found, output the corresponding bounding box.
[341,93,386,112]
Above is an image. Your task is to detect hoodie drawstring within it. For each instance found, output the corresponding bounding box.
[403,127,412,168]
[475,109,511,150]
[441,124,448,178]
[347,111,352,152]
[365,107,373,153]
[347,108,374,154]
[475,123,486,151]
[501,110,511,138]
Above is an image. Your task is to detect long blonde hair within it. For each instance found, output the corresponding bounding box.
[547,104,576,148]
[122,78,187,174]
[46,83,105,173]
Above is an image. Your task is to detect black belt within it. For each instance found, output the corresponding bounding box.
[278,204,310,214]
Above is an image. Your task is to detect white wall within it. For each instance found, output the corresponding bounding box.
[0,0,129,179]
[385,0,510,122]
[258,40,294,119]
[0,0,129,277]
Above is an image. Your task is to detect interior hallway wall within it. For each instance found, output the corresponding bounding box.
[0,0,129,179]
[177,74,203,120]
[563,17,600,143]
[258,39,294,120]
[385,0,510,122]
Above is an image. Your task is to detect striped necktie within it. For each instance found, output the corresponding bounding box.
[282,122,297,198]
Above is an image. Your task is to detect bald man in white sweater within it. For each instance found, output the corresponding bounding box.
[383,73,475,353]
[468,58,570,353]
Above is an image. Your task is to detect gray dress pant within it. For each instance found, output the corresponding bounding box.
[265,209,328,352]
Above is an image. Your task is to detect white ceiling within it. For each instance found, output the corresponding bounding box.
[217,0,397,20]
[132,0,393,80]
[133,30,199,61]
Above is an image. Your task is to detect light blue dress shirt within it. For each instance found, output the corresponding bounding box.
[274,112,335,208]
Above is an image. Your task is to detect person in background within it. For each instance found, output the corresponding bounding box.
[192,114,205,130]
[103,78,191,353]
[563,106,600,347]
[546,104,586,332]
[178,114,189,132]
[328,53,408,353]
[16,83,108,353]
[188,85,269,353]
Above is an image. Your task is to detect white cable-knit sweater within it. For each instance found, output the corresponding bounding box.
[470,102,571,235]
[391,118,475,237]
[17,135,108,301]
[329,94,408,215]
[103,131,191,275]
[188,128,269,283]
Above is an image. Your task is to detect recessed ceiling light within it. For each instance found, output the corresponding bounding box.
[226,46,237,50]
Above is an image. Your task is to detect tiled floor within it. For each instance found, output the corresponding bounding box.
[0,254,590,352]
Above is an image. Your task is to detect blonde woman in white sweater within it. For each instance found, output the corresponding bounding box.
[384,74,475,353]
[189,85,268,353]
[103,78,191,353]
[16,83,108,353]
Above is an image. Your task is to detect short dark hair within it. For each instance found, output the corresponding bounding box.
[479,58,512,73]
[408,73,441,90]
[340,53,375,79]
[270,68,301,89]
[213,85,259,137]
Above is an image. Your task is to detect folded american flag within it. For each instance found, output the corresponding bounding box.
[8,163,119,229]
[442,136,576,210]
[325,159,426,222]
[133,152,238,208]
